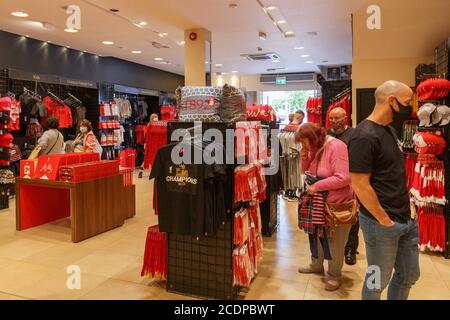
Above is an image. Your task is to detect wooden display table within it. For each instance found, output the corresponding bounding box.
[15,174,136,243]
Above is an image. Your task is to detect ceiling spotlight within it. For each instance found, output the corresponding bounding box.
[305,61,313,64]
[138,21,147,26]
[64,28,78,33]
[265,6,277,10]
[177,41,185,46]
[205,61,209,64]
[276,20,286,24]
[294,46,304,50]
[158,32,169,38]
[284,31,296,37]
[102,41,114,45]
[131,50,142,54]
[83,50,87,53]
[301,54,310,58]
[272,60,280,63]
[232,71,239,73]
[154,57,164,61]
[215,64,223,67]
[99,54,102,57]
[11,11,28,18]
[66,46,70,48]
[47,40,51,43]
[229,3,238,8]
[25,35,29,38]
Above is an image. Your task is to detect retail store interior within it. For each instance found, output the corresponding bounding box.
[0,0,449,300]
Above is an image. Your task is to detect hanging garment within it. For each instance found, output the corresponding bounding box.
[143,121,168,169]
[306,97,322,124]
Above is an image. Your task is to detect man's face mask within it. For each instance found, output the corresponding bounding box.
[330,118,346,131]
[390,97,413,136]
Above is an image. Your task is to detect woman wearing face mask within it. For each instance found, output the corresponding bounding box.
[74,119,102,154]
[296,123,354,291]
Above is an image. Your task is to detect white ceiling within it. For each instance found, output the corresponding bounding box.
[0,0,367,76]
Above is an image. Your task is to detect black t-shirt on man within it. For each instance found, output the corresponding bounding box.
[327,127,354,146]
[348,120,410,223]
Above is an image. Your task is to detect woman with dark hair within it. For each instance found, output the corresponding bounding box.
[37,117,64,155]
[295,123,353,291]
[74,119,102,154]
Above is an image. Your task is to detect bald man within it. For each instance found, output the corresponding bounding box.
[349,80,419,300]
[327,107,358,265]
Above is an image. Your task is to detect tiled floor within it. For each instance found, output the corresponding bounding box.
[0,174,449,300]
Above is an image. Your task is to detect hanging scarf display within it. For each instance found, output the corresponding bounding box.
[409,155,446,206]
[417,205,446,252]
[140,225,167,280]
[143,121,168,169]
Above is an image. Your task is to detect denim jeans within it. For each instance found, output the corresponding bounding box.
[359,212,420,300]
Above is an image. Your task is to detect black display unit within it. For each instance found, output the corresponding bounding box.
[165,122,239,300]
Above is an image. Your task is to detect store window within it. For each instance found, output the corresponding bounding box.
[261,90,315,124]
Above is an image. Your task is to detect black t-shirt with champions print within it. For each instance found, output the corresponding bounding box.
[150,143,227,238]
[348,120,410,223]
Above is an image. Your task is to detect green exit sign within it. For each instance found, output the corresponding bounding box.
[276,77,286,85]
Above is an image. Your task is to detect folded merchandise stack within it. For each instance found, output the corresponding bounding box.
[0,97,15,206]
[59,160,120,183]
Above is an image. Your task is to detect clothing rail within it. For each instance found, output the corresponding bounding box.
[47,90,65,105]
[67,92,81,104]
[330,87,351,103]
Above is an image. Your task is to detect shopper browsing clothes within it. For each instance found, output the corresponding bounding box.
[74,119,102,154]
[296,123,355,291]
[38,117,65,155]
[349,80,419,300]
[326,107,358,265]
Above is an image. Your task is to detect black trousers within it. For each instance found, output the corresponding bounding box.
[345,220,359,252]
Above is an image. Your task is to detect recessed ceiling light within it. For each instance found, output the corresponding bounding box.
[83,50,87,53]
[154,57,164,61]
[131,50,142,54]
[301,54,310,58]
[284,31,296,37]
[158,32,169,38]
[11,11,28,18]
[25,35,29,37]
[102,41,114,45]
[64,28,78,33]
[294,46,304,50]
[138,21,147,26]
[272,60,280,63]
[99,54,102,57]
[232,71,239,73]
[66,46,70,48]
[229,3,238,8]
[265,6,277,10]
[177,41,185,46]
[215,64,223,67]
[205,61,209,64]
[47,40,51,43]
[277,20,286,24]
[305,61,313,64]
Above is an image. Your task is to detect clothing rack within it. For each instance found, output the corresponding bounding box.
[47,90,65,105]
[330,87,351,103]
[67,92,82,105]
[23,87,41,100]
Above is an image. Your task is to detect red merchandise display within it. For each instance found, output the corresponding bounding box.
[141,225,167,280]
[306,97,322,124]
[160,106,176,121]
[8,99,21,131]
[246,104,276,122]
[119,148,137,168]
[143,121,168,169]
[32,152,100,181]
[417,205,446,252]
[325,91,351,128]
[59,160,119,182]
[20,159,38,179]
[417,78,450,101]
[41,96,73,129]
[135,125,146,144]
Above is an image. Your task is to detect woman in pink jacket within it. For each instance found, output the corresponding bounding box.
[75,120,102,154]
[295,123,354,291]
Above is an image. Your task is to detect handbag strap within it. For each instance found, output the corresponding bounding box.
[46,130,61,155]
[313,136,331,174]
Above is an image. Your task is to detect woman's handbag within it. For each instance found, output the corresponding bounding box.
[324,200,358,227]
[28,145,42,160]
